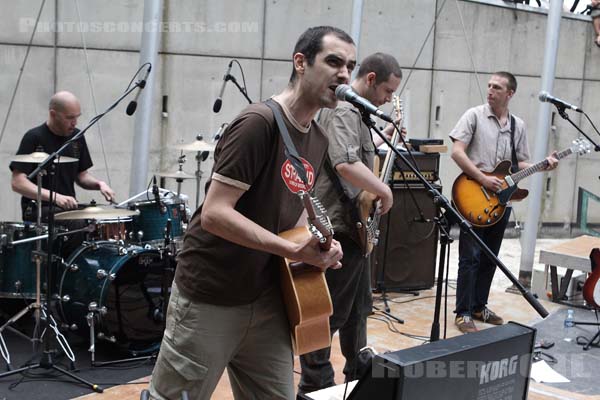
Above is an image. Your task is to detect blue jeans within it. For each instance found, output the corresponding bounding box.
[455,208,511,316]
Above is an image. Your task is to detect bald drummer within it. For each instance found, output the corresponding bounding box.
[9,91,116,222]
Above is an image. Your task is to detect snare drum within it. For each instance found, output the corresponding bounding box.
[128,199,186,242]
[57,242,168,355]
[91,217,132,241]
[0,222,47,298]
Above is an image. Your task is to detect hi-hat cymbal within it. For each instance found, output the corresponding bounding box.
[173,139,215,152]
[156,170,195,180]
[55,205,139,221]
[11,152,78,164]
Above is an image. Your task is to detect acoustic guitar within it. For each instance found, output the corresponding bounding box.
[583,248,600,309]
[451,138,591,228]
[279,190,334,355]
[355,95,403,255]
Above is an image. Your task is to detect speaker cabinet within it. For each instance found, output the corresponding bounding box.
[371,184,440,291]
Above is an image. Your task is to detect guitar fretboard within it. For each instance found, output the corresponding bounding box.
[510,147,572,184]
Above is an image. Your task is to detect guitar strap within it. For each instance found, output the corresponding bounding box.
[509,114,519,173]
[264,99,310,189]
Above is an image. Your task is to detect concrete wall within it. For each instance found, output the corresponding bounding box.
[0,0,598,233]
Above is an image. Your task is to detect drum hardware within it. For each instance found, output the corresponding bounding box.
[172,132,219,209]
[1,150,103,393]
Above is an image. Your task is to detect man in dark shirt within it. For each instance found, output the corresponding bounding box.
[148,26,353,400]
[10,91,115,220]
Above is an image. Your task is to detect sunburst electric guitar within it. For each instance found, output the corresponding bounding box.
[452,138,591,227]
[355,95,403,256]
[279,190,334,355]
[583,248,600,309]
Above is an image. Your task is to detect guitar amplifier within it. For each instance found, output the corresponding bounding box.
[348,322,536,400]
[377,149,440,183]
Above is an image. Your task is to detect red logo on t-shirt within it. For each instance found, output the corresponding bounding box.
[281,158,315,193]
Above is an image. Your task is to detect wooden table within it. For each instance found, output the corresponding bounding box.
[539,235,600,306]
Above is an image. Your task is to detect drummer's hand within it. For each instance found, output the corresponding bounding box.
[99,181,116,203]
[54,194,78,210]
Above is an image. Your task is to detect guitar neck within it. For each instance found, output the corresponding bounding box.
[378,96,403,185]
[379,130,400,184]
[509,147,571,184]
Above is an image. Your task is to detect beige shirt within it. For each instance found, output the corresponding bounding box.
[314,101,376,242]
[449,104,530,172]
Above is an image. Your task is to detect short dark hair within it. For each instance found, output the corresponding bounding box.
[288,26,355,85]
[493,71,517,92]
[356,52,402,84]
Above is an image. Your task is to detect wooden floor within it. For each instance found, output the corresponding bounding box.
[73,288,597,400]
[73,237,600,400]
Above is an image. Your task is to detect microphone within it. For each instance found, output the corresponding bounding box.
[213,61,233,113]
[211,122,228,142]
[126,64,152,116]
[538,91,582,113]
[152,175,166,215]
[335,84,394,123]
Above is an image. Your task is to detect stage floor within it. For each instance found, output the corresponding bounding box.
[2,238,600,399]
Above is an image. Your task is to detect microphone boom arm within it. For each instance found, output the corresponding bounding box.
[227,74,252,104]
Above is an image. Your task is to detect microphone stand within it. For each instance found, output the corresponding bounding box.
[224,73,252,104]
[555,106,600,152]
[0,79,145,392]
[364,113,549,343]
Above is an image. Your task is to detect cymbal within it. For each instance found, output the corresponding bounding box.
[55,205,139,221]
[156,170,195,180]
[173,139,215,152]
[11,151,78,164]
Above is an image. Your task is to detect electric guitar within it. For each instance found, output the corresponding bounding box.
[279,190,334,355]
[583,248,600,309]
[355,95,403,255]
[451,138,591,228]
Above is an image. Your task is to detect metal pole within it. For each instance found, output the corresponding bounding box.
[129,0,163,197]
[517,0,563,287]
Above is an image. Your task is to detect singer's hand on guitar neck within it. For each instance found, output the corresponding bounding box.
[292,236,343,272]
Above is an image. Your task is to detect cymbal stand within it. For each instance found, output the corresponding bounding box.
[0,162,103,392]
[0,169,46,370]
[176,152,186,199]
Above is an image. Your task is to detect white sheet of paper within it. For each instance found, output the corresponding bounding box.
[530,360,570,383]
[306,380,359,400]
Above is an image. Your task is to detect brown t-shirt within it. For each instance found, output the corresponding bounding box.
[174,101,329,306]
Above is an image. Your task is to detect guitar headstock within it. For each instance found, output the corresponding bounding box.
[571,138,592,156]
[297,191,333,250]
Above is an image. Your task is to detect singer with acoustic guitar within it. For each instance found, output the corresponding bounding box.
[449,71,558,334]
[148,26,350,400]
[298,52,402,395]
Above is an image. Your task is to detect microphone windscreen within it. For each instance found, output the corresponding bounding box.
[335,84,351,100]
[538,91,549,102]
[126,101,137,116]
[213,98,222,113]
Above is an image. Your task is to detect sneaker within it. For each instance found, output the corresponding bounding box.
[455,315,478,334]
[472,307,504,325]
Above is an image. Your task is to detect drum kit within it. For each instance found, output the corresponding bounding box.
[0,135,216,386]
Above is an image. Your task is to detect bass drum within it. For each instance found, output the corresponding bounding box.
[58,242,168,355]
